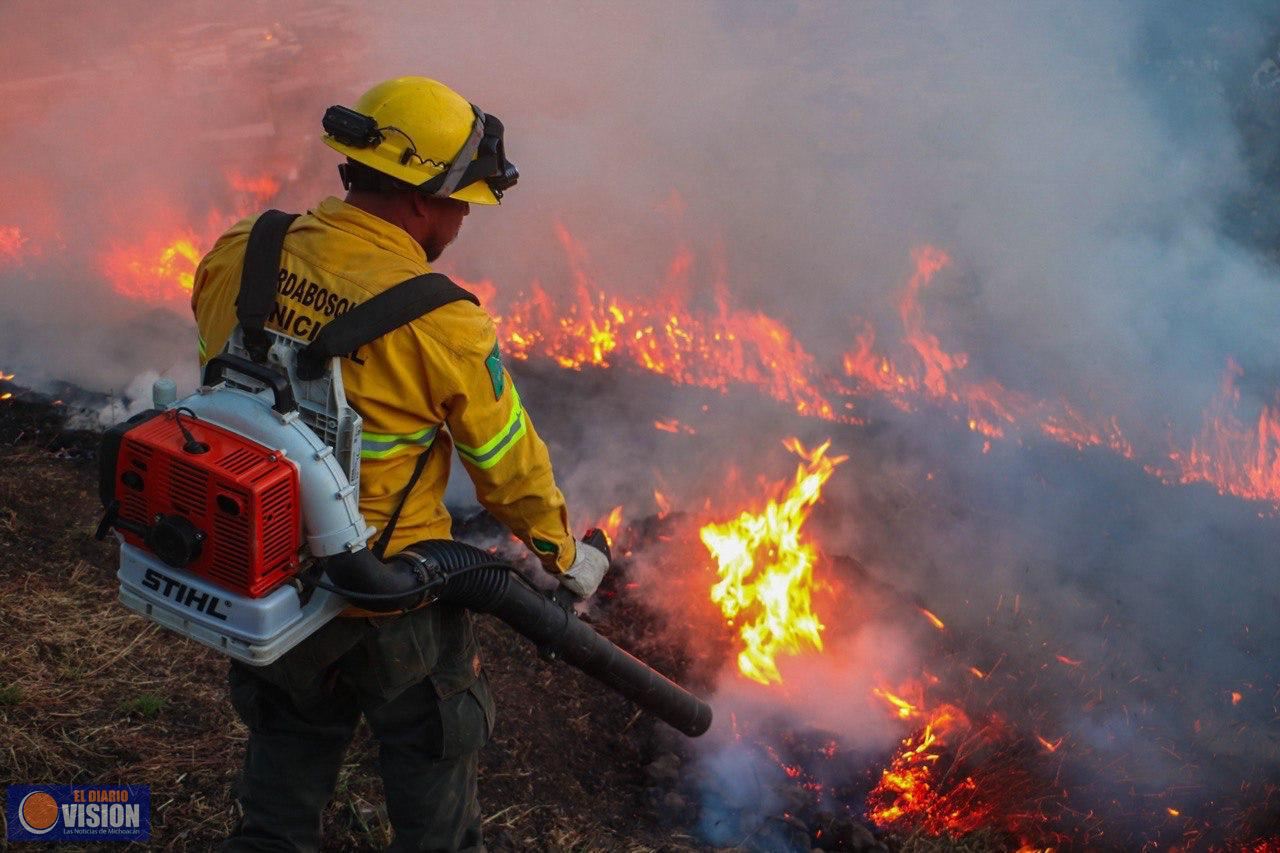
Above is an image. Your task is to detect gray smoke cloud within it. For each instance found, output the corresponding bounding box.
[2,0,1279,843]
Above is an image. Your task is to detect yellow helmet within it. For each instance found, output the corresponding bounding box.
[321,77,517,205]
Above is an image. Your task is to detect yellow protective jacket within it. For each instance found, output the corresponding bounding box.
[191,197,577,607]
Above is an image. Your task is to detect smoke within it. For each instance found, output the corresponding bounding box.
[4,2,1277,427]
[3,0,1280,843]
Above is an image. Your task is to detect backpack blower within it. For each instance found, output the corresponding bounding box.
[95,211,711,737]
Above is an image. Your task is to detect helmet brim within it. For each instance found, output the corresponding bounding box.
[449,179,500,205]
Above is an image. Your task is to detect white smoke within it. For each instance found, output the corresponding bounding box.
[2,0,1279,843]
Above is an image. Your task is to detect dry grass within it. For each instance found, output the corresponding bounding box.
[0,442,702,851]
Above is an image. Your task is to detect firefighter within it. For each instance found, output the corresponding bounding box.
[190,76,610,852]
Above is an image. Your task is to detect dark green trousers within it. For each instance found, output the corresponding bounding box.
[220,604,494,853]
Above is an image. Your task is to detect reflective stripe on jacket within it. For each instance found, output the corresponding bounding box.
[190,197,577,594]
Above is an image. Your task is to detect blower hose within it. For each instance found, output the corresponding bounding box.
[312,540,713,737]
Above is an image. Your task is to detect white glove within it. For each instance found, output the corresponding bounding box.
[559,539,610,599]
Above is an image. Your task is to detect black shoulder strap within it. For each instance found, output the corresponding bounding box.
[296,273,479,380]
[306,272,479,557]
[370,448,432,561]
[236,210,300,363]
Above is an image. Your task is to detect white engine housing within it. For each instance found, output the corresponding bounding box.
[116,331,372,665]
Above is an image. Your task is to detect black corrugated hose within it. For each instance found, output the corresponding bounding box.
[318,539,713,737]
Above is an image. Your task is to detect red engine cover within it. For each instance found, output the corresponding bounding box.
[112,411,302,598]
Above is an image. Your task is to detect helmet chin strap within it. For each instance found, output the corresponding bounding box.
[426,105,486,198]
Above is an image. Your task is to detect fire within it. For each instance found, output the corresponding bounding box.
[654,417,697,435]
[593,505,624,545]
[868,703,973,829]
[898,246,966,398]
[1035,734,1062,753]
[701,438,845,684]
[98,172,281,304]
[867,692,1052,840]
[90,193,1280,513]
[226,171,281,199]
[919,607,946,630]
[101,231,203,302]
[0,225,28,265]
[474,224,852,423]
[873,686,921,720]
[841,249,1137,462]
[1170,359,1280,504]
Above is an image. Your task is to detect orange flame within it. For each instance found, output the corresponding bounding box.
[873,686,922,720]
[93,188,1280,515]
[1035,734,1063,753]
[593,505,624,545]
[841,249,1137,463]
[919,607,946,631]
[867,703,971,829]
[101,231,203,302]
[1171,359,1280,504]
[654,417,697,435]
[0,225,28,265]
[478,224,851,423]
[227,170,282,200]
[899,246,965,398]
[867,694,1053,839]
[702,438,845,684]
[100,172,281,304]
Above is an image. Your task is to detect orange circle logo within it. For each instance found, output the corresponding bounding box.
[18,791,59,834]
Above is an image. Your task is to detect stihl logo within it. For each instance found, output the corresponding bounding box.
[141,568,231,621]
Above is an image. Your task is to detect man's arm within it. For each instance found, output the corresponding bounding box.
[436,327,577,573]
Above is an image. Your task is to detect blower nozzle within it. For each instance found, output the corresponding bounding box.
[321,539,713,737]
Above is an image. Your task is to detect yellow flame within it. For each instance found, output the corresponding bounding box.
[158,238,202,292]
[594,505,623,545]
[103,232,202,300]
[701,438,845,684]
[873,687,920,720]
[919,607,946,630]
